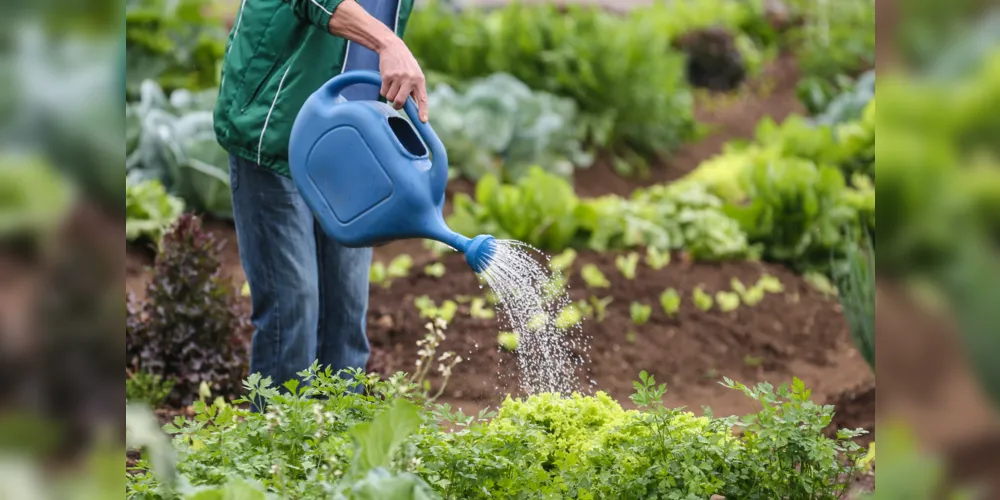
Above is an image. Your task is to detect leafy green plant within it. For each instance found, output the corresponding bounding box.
[407,0,698,162]
[0,155,73,246]
[125,0,227,96]
[127,80,232,219]
[833,233,875,370]
[715,291,741,312]
[128,365,868,500]
[126,371,176,408]
[581,264,611,288]
[693,286,714,312]
[125,214,248,407]
[423,263,446,278]
[589,296,613,322]
[659,288,681,318]
[426,73,592,182]
[547,248,577,273]
[645,247,671,270]
[629,302,652,326]
[615,252,640,280]
[790,0,875,110]
[497,332,518,352]
[448,168,589,251]
[126,178,185,244]
[722,155,864,273]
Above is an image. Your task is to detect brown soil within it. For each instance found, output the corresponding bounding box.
[363,250,873,424]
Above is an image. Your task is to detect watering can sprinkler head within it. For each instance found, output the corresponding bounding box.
[435,231,496,274]
[463,234,497,274]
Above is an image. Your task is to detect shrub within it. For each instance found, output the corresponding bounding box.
[125,214,248,407]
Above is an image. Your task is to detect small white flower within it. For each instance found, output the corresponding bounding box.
[271,464,280,475]
[438,352,453,361]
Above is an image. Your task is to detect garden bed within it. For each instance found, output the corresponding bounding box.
[363,247,874,433]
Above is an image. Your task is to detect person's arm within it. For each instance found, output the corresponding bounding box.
[281,0,429,122]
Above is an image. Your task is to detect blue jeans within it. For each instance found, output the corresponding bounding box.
[228,154,372,402]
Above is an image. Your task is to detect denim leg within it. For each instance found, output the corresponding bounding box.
[229,155,319,401]
[315,221,373,386]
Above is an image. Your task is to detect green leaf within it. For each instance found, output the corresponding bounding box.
[349,398,422,474]
[185,477,267,500]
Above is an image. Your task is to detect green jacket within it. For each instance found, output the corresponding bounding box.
[214,0,415,176]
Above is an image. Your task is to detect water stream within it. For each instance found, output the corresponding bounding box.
[478,240,590,395]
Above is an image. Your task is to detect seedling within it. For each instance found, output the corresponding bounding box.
[544,272,569,302]
[527,313,547,332]
[715,291,741,312]
[574,299,594,320]
[615,252,639,280]
[743,355,764,367]
[548,248,577,273]
[645,247,671,270]
[424,262,446,278]
[387,254,413,279]
[455,295,471,304]
[414,296,457,323]
[497,332,518,352]
[369,262,388,286]
[555,304,583,329]
[240,281,251,297]
[758,273,785,294]
[626,331,637,344]
[469,297,494,319]
[485,290,499,305]
[693,286,713,312]
[630,301,652,326]
[659,288,681,318]
[589,296,613,322]
[581,264,611,288]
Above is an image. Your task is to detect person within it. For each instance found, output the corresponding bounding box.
[213,0,428,401]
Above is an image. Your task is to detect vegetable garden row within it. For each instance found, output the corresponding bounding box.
[121,0,1000,498]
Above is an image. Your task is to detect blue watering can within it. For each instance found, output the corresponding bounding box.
[288,70,496,273]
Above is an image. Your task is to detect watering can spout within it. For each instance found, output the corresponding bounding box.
[423,217,496,274]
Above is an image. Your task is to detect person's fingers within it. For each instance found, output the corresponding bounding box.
[414,79,429,122]
[380,77,391,100]
[385,78,403,108]
[392,79,412,110]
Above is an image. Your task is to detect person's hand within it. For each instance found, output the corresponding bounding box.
[377,37,428,122]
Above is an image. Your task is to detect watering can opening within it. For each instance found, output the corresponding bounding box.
[288,70,498,274]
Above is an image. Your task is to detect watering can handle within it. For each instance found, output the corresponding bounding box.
[320,70,448,188]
